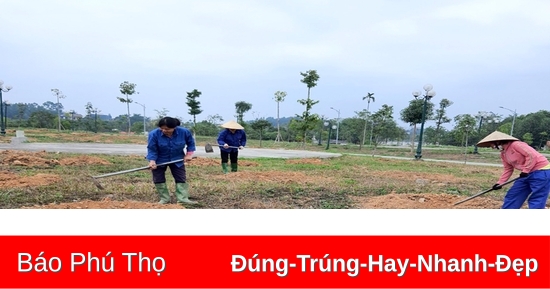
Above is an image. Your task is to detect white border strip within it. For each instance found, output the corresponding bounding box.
[2,210,549,235]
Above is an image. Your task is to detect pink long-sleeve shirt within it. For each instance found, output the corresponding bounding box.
[498,141,550,184]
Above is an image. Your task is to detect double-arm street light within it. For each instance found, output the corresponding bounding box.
[412,84,436,160]
[134,102,147,134]
[0,80,13,136]
[499,106,517,136]
[330,107,340,145]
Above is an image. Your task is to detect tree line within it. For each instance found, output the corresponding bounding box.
[6,75,549,150]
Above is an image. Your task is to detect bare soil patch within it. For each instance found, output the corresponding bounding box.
[0,171,61,188]
[352,193,503,209]
[0,150,112,167]
[0,150,60,167]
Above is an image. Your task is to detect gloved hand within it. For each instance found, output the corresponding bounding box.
[492,183,502,190]
[519,172,529,178]
[223,144,229,149]
[239,146,244,150]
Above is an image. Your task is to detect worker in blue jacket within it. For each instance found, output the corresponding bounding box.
[147,117,196,204]
[217,120,247,174]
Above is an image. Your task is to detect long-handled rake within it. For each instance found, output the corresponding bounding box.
[91,159,185,190]
[205,143,240,153]
[453,177,519,206]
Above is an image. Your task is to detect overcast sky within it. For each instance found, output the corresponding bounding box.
[1,0,549,128]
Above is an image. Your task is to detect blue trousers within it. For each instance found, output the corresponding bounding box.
[502,169,550,209]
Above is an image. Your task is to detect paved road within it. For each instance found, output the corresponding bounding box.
[0,142,342,159]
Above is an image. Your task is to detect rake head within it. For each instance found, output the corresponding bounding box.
[91,176,105,190]
[205,143,214,153]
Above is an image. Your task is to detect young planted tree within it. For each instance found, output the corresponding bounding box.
[154,108,169,120]
[453,114,477,160]
[51,89,66,132]
[273,91,287,142]
[360,92,375,150]
[186,89,203,135]
[117,81,138,133]
[250,118,272,147]
[85,102,100,133]
[433,98,453,145]
[297,70,320,145]
[207,114,224,126]
[400,99,434,152]
[370,104,394,149]
[235,101,252,124]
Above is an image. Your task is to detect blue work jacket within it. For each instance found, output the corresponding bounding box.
[217,129,247,153]
[147,127,195,167]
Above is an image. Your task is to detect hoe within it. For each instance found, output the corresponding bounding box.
[454,177,519,206]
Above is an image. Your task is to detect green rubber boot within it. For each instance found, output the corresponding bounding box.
[222,163,228,174]
[231,163,238,172]
[155,183,171,204]
[175,183,197,205]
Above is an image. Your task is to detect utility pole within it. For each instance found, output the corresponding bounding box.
[51,89,66,132]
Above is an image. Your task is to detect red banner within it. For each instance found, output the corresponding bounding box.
[0,236,548,288]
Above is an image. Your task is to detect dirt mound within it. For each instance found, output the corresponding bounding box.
[25,199,185,209]
[352,193,502,209]
[212,171,330,184]
[286,158,324,165]
[59,156,111,166]
[187,157,259,167]
[0,150,59,167]
[0,171,61,188]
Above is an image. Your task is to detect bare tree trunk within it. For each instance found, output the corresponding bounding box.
[463,132,469,164]
[275,102,281,142]
[360,101,371,151]
[410,124,417,153]
[126,102,131,133]
[302,88,310,147]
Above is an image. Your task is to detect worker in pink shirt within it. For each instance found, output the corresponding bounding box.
[477,131,550,209]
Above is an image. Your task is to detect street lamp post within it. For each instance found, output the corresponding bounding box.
[318,117,324,145]
[473,111,489,154]
[412,84,436,160]
[4,101,9,131]
[330,107,340,145]
[0,80,13,136]
[324,122,336,150]
[135,102,146,135]
[499,106,517,136]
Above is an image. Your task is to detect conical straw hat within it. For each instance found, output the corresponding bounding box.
[220,120,244,130]
[477,131,519,147]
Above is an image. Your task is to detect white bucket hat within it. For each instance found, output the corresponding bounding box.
[477,131,519,147]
